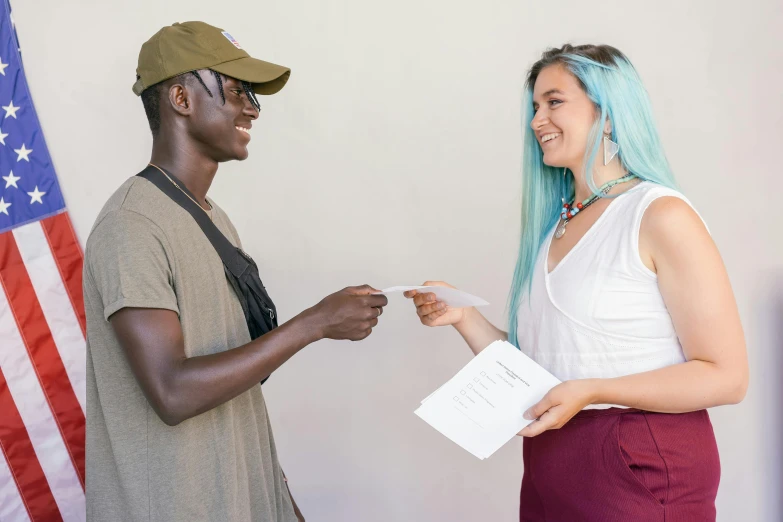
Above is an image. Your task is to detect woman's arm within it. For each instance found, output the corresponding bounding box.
[520,197,748,437]
[453,306,508,355]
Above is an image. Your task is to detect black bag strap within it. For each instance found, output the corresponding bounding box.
[137,165,253,280]
[137,165,275,385]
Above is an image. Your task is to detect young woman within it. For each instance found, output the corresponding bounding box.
[405,44,748,521]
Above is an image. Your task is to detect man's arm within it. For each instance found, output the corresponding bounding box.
[110,285,387,426]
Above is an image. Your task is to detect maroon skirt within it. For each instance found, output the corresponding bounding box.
[520,408,720,522]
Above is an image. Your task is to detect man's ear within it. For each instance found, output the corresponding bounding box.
[167,83,191,116]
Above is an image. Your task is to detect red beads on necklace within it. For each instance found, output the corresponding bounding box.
[562,201,584,220]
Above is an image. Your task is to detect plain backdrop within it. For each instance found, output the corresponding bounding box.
[12,0,782,520]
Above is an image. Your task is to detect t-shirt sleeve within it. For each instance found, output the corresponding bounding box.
[86,209,179,320]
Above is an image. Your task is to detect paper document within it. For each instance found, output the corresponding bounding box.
[381,286,489,308]
[415,341,561,459]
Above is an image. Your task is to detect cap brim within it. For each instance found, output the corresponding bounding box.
[211,56,291,95]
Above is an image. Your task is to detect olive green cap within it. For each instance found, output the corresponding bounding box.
[132,21,290,96]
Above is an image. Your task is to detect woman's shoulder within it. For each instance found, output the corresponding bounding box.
[635,181,703,225]
[615,180,708,274]
[638,183,711,268]
[623,180,687,204]
[621,181,702,227]
[643,194,703,236]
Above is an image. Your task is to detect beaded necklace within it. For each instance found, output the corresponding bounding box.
[554,174,637,239]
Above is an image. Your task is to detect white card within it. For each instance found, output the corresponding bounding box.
[414,341,561,460]
[380,286,489,308]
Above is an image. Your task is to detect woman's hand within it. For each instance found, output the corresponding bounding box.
[404,281,466,327]
[517,379,598,437]
[405,281,509,356]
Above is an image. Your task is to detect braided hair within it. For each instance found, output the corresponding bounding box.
[141,69,262,135]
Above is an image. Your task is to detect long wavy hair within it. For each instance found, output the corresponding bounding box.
[507,44,679,347]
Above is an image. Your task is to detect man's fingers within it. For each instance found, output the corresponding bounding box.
[351,329,373,341]
[346,284,381,295]
[364,294,388,308]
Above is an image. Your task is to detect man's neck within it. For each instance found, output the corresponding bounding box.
[149,137,218,208]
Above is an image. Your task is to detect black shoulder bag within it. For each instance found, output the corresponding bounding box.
[137,165,278,382]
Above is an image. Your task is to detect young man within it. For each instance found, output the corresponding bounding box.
[83,21,387,521]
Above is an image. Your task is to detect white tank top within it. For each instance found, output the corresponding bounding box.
[515,181,703,408]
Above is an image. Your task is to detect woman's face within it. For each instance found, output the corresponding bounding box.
[530,64,603,170]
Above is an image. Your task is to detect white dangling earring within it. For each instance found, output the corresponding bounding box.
[603,134,619,165]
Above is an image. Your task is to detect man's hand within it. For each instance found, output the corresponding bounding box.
[307,285,388,341]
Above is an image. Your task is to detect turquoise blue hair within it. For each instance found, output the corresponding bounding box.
[507,44,679,347]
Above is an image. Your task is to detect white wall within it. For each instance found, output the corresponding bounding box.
[13,0,781,520]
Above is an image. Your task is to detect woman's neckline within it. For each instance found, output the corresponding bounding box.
[545,179,648,276]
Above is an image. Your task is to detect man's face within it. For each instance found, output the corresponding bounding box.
[185,71,259,162]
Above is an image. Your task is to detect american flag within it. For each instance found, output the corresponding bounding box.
[0,0,86,521]
[221,31,243,50]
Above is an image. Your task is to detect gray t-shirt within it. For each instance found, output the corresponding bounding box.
[83,176,297,522]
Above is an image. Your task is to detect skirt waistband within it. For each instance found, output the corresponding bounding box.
[571,407,641,419]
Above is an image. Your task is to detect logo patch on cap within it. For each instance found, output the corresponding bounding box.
[221,31,243,50]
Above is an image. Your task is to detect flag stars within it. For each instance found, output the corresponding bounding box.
[3,100,20,119]
[14,143,32,161]
[0,127,7,145]
[0,57,7,76]
[3,171,20,188]
[27,186,46,204]
[0,197,10,215]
